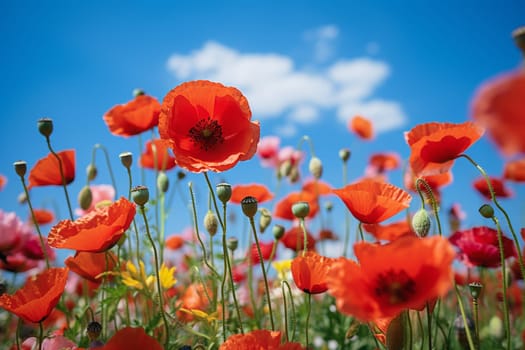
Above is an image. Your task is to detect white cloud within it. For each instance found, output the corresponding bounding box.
[166,40,407,137]
[304,25,340,62]
[274,123,298,138]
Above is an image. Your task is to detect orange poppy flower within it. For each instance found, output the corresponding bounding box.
[405,122,484,176]
[158,80,260,173]
[302,179,333,197]
[219,330,305,350]
[281,226,316,252]
[0,174,6,191]
[48,197,136,252]
[139,139,176,171]
[65,251,116,283]
[291,251,337,294]
[333,179,411,224]
[103,94,160,137]
[0,267,68,323]
[472,176,513,200]
[100,326,162,350]
[318,228,338,241]
[349,115,374,140]
[362,221,415,241]
[369,152,401,173]
[471,69,525,155]
[28,150,76,189]
[230,183,274,204]
[165,235,185,250]
[30,208,55,225]
[274,191,319,220]
[328,235,455,321]
[504,158,525,182]
[175,283,212,322]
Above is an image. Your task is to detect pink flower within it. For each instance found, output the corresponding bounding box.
[22,332,78,350]
[257,136,281,168]
[75,184,115,216]
[0,210,28,252]
[278,146,303,167]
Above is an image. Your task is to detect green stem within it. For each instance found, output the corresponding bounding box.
[454,283,476,350]
[282,280,297,341]
[139,205,170,348]
[426,302,432,350]
[472,298,479,349]
[38,321,44,350]
[305,293,312,349]
[15,318,21,350]
[45,137,74,220]
[91,144,118,195]
[415,178,443,235]
[342,156,351,257]
[299,218,308,256]
[249,216,275,330]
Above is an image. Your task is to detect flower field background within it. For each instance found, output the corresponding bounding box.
[1,3,525,350]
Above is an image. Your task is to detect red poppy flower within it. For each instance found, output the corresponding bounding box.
[30,209,54,226]
[158,80,260,173]
[471,69,525,155]
[100,326,162,350]
[504,158,525,182]
[281,226,316,252]
[103,94,160,137]
[349,115,373,140]
[28,150,76,189]
[219,330,305,350]
[0,267,68,323]
[333,179,411,224]
[165,235,184,250]
[0,174,6,191]
[328,235,455,321]
[369,152,401,173]
[318,229,338,241]
[449,226,517,268]
[249,241,275,264]
[302,179,333,197]
[139,139,176,171]
[231,184,274,204]
[175,283,212,322]
[65,251,116,283]
[362,221,415,241]
[291,251,337,294]
[473,176,513,200]
[48,197,136,252]
[405,122,484,176]
[274,191,319,220]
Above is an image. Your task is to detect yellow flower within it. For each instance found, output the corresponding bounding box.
[121,260,154,291]
[159,263,177,290]
[272,259,292,280]
[179,308,217,322]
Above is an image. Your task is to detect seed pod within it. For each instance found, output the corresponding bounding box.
[412,208,431,237]
[204,210,219,237]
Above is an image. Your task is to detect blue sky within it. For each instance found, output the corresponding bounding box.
[1,1,524,254]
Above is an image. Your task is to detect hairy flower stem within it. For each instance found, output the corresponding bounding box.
[341,152,351,257]
[248,216,276,330]
[138,205,170,348]
[299,218,308,256]
[45,137,74,220]
[15,318,21,350]
[415,178,443,235]
[472,297,480,349]
[454,283,476,350]
[305,293,312,349]
[459,154,525,281]
[38,321,44,350]
[491,216,511,350]
[17,176,50,269]
[91,144,118,194]
[282,280,297,341]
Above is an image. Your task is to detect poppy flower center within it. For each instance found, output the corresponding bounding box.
[188,117,224,151]
[375,269,416,304]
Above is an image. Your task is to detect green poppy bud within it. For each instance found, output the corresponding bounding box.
[119,152,133,169]
[86,164,98,182]
[478,204,494,218]
[37,118,53,138]
[216,183,232,203]
[308,157,323,179]
[13,161,27,177]
[273,224,285,240]
[204,210,219,237]
[157,171,169,193]
[259,208,272,233]
[292,201,310,219]
[412,208,431,237]
[241,196,258,218]
[131,185,149,206]
[78,186,93,210]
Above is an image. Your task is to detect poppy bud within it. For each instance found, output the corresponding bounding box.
[119,152,133,169]
[292,201,310,219]
[78,186,93,210]
[308,157,323,179]
[488,316,503,338]
[259,208,272,233]
[13,160,27,177]
[204,210,219,237]
[339,148,351,162]
[37,118,53,138]
[273,224,285,240]
[289,166,300,183]
[227,237,238,251]
[345,319,360,339]
[468,282,482,299]
[279,160,292,178]
[478,204,494,219]
[87,321,102,341]
[133,88,145,97]
[157,171,169,193]
[17,192,27,204]
[131,185,149,206]
[216,183,232,203]
[86,164,97,182]
[412,208,431,237]
[241,196,258,218]
[324,201,333,212]
[512,26,525,55]
[177,171,186,180]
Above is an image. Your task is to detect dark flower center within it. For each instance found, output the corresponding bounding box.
[188,117,224,151]
[375,269,416,304]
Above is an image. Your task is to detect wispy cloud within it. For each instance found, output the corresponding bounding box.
[303,24,339,63]
[166,32,406,137]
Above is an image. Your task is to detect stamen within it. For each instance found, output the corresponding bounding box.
[188,117,224,151]
[375,269,416,304]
